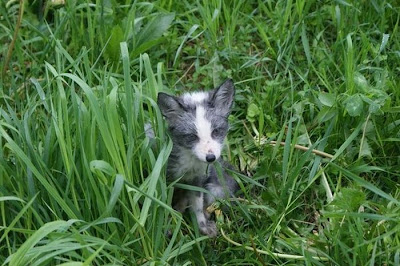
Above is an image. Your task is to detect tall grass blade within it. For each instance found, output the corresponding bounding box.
[8,220,72,266]
[331,163,400,205]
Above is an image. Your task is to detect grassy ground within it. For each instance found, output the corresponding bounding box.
[1,0,399,265]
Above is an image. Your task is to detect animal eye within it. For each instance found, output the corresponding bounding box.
[186,133,199,142]
[212,128,223,138]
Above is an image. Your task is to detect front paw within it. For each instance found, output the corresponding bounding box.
[199,220,218,237]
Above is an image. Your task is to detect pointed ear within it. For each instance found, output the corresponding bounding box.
[210,79,235,117]
[157,92,183,119]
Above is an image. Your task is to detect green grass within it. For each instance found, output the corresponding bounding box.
[1,0,399,265]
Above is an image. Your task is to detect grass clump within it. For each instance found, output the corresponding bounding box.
[1,0,399,264]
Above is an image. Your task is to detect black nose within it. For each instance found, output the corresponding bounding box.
[206,154,216,162]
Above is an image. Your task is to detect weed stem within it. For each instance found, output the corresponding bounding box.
[269,141,334,159]
[2,0,25,80]
[220,228,329,261]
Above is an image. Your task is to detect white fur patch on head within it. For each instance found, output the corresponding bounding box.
[193,105,221,162]
[182,92,208,105]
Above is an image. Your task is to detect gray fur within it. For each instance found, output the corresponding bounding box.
[157,79,239,237]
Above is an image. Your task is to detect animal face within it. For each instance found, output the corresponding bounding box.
[158,79,235,163]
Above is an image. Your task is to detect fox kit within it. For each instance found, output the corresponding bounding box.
[157,79,239,237]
